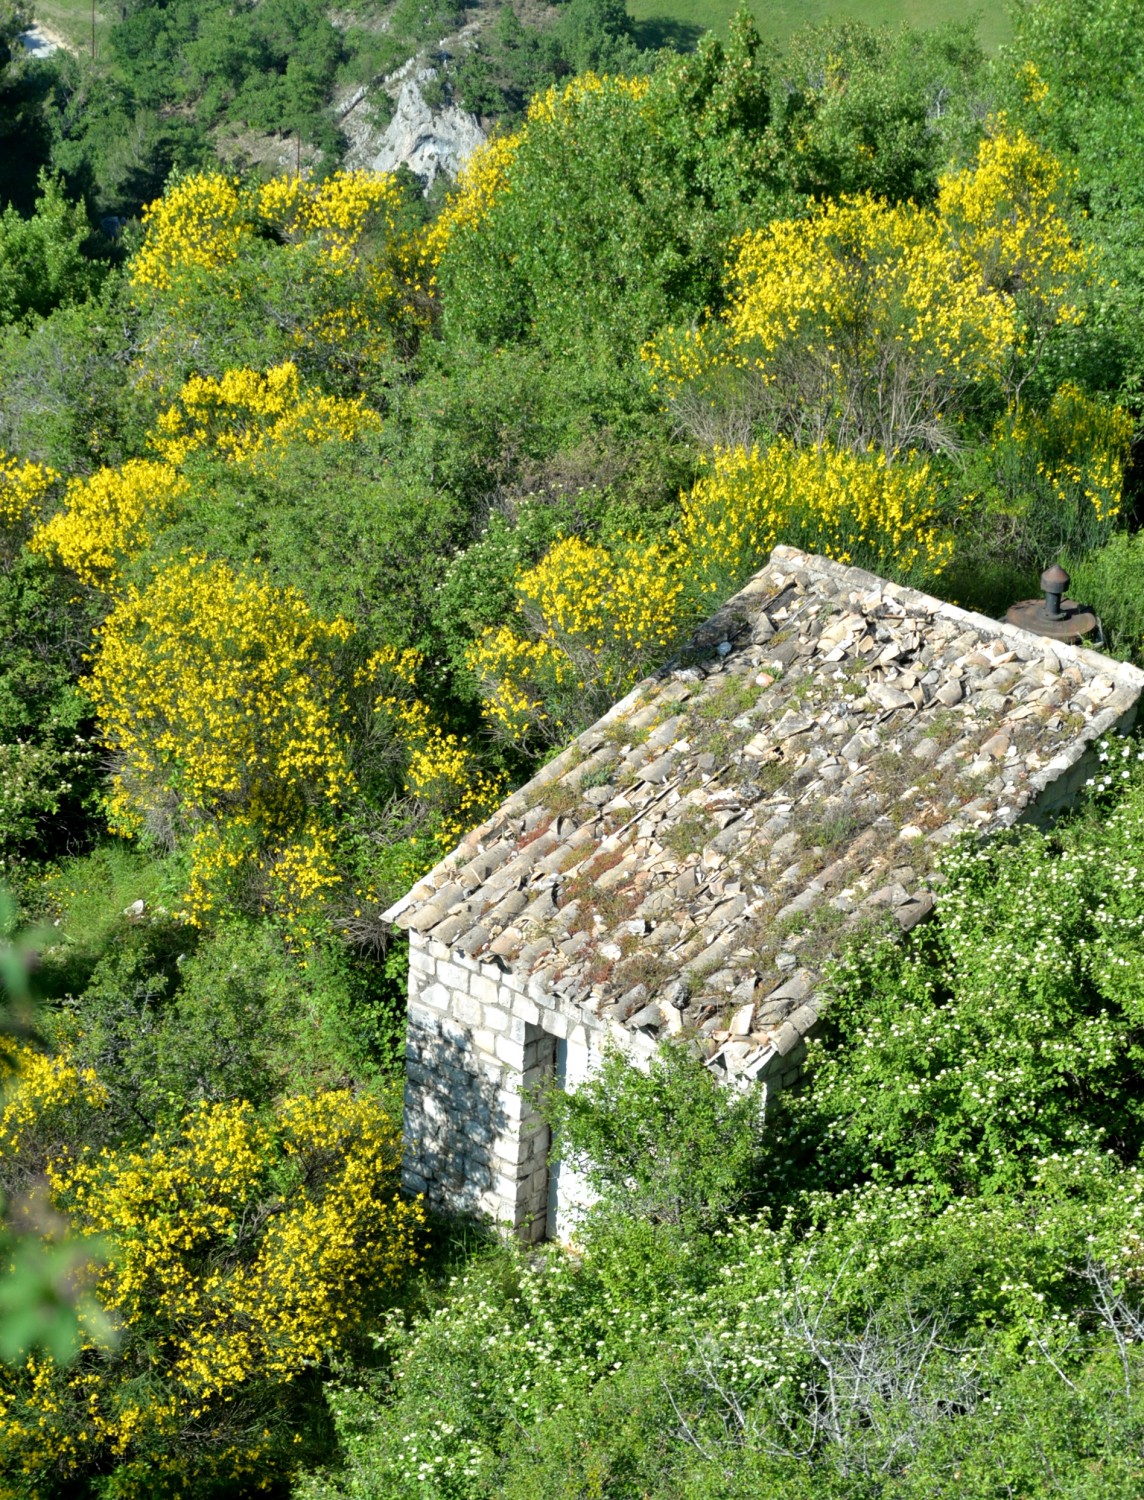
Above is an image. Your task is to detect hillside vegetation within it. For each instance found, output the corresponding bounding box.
[1,0,1008,222]
[3,0,1144,1495]
[629,0,1010,54]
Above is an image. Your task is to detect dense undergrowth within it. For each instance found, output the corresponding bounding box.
[3,0,1144,1493]
[299,752,1144,1499]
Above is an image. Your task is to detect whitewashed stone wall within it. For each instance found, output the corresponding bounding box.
[403,934,607,1241]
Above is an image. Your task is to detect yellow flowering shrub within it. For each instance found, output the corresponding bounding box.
[366,646,507,855]
[680,441,953,604]
[467,536,685,744]
[1017,60,1051,108]
[646,131,1087,457]
[518,535,684,659]
[58,1093,420,1391]
[1020,383,1132,526]
[468,446,952,745]
[256,170,416,363]
[465,628,567,745]
[422,133,523,271]
[131,170,402,293]
[85,556,355,929]
[526,70,650,125]
[29,459,187,589]
[646,192,1017,456]
[129,170,418,389]
[0,451,57,567]
[0,452,57,535]
[28,364,378,593]
[128,172,251,292]
[257,169,403,268]
[0,1043,107,1197]
[149,361,380,467]
[982,383,1134,556]
[0,1047,107,1154]
[0,1090,423,1498]
[938,124,1087,326]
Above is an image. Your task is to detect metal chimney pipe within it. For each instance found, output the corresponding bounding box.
[1041,563,1069,622]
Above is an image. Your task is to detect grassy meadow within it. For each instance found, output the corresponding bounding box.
[28,0,113,58]
[629,0,1011,53]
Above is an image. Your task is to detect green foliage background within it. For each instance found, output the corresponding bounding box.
[2,0,1144,1494]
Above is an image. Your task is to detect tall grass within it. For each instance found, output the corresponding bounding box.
[1067,531,1144,661]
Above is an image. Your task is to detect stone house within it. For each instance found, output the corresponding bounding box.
[383,547,1144,1242]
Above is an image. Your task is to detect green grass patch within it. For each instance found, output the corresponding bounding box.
[36,841,180,980]
[629,0,1011,54]
[29,0,114,58]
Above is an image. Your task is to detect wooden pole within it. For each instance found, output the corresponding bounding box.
[91,0,96,60]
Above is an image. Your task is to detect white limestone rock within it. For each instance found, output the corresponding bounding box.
[343,69,485,189]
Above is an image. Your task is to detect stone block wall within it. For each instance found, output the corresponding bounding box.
[392,547,1144,1243]
[403,934,606,1241]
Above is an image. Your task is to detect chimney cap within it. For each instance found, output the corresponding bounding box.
[1041,563,1069,593]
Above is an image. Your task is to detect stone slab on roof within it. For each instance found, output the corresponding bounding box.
[385,546,1144,1084]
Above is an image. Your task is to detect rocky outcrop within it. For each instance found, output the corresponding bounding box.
[19,24,66,58]
[341,68,485,189]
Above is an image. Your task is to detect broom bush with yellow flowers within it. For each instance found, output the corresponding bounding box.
[82,556,357,934]
[0,454,58,572]
[0,1052,423,1500]
[466,535,684,744]
[75,552,507,939]
[678,441,954,605]
[960,380,1135,564]
[29,459,187,591]
[465,442,954,746]
[28,363,379,598]
[645,125,1089,460]
[128,169,423,398]
[363,646,508,856]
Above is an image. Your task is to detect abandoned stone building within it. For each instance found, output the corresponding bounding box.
[383,546,1144,1242]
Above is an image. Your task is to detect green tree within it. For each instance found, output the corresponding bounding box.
[433,12,779,362]
[0,442,102,867]
[1003,0,1144,401]
[0,0,27,78]
[0,171,103,325]
[555,0,640,76]
[545,1041,766,1229]
[111,0,344,150]
[453,4,567,121]
[0,281,156,474]
[0,1,58,214]
[778,20,985,205]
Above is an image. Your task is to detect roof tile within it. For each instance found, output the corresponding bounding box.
[385,547,1144,1079]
